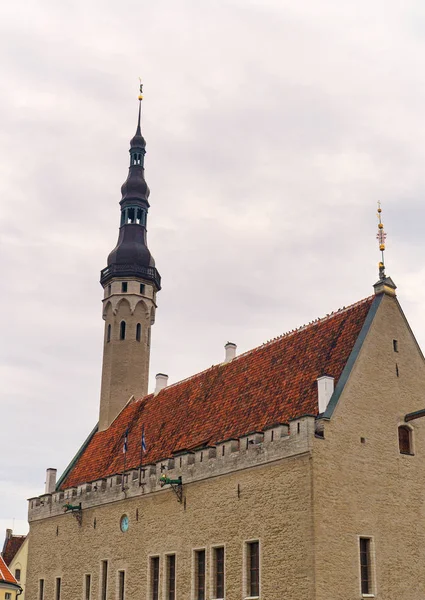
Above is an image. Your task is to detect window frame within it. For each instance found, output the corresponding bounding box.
[193,548,206,600]
[398,424,413,455]
[14,568,21,582]
[55,576,62,600]
[100,560,108,600]
[118,569,125,600]
[165,553,176,600]
[39,578,45,600]
[358,536,376,597]
[149,555,160,600]
[211,545,225,600]
[243,539,260,599]
[84,573,91,600]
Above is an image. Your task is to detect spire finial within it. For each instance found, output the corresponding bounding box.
[376,201,387,281]
[138,78,143,101]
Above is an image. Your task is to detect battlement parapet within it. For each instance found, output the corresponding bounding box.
[28,416,315,522]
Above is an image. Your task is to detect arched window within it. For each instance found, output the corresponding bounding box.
[120,321,126,340]
[136,323,141,342]
[107,324,111,343]
[398,425,412,455]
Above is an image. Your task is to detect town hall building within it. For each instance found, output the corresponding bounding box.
[25,95,425,600]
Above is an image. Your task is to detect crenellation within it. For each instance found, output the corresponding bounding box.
[28,417,315,523]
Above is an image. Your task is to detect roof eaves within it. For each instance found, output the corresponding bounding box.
[56,423,98,490]
[321,293,383,421]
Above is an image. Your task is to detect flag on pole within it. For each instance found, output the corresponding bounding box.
[123,428,129,454]
[141,426,146,453]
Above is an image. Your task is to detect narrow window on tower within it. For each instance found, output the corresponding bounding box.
[121,211,125,226]
[212,547,225,599]
[166,554,176,600]
[118,570,125,600]
[15,569,21,582]
[359,538,373,595]
[194,549,206,600]
[121,282,128,293]
[107,324,111,343]
[150,556,160,600]
[136,323,141,342]
[39,579,45,600]
[246,541,260,598]
[107,284,111,296]
[55,577,61,600]
[101,560,108,600]
[84,574,91,600]
[398,425,413,455]
[140,283,145,294]
[120,321,126,340]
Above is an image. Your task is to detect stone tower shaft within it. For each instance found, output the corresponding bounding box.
[98,99,160,431]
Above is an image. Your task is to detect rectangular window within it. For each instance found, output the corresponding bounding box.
[150,556,160,600]
[195,550,206,600]
[55,577,62,600]
[213,547,225,599]
[166,555,176,600]
[121,282,128,293]
[101,560,108,600]
[247,541,260,597]
[359,538,372,594]
[140,283,145,294]
[393,339,399,352]
[15,568,21,582]
[39,579,45,600]
[5,593,12,600]
[118,570,125,600]
[85,574,91,600]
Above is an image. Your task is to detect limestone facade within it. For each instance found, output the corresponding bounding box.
[99,277,156,431]
[25,291,425,599]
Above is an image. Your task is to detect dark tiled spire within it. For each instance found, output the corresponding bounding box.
[100,97,161,290]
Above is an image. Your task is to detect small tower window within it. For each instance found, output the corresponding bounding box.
[136,323,141,342]
[398,425,412,455]
[107,284,111,296]
[121,282,128,293]
[393,339,399,352]
[107,324,111,343]
[140,283,145,294]
[120,321,126,340]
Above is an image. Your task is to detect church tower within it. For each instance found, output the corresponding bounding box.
[98,92,161,431]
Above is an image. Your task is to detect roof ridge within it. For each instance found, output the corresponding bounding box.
[136,295,374,401]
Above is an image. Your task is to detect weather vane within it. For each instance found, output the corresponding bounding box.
[138,78,143,101]
[376,201,387,281]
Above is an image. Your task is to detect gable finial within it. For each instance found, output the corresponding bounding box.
[376,201,387,281]
[138,78,143,101]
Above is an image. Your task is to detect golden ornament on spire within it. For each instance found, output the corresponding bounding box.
[376,201,387,280]
[138,78,143,101]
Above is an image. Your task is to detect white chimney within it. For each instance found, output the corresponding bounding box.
[224,342,237,363]
[317,376,334,413]
[45,468,57,494]
[154,373,168,396]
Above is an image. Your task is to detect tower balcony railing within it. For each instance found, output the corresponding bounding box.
[100,264,161,289]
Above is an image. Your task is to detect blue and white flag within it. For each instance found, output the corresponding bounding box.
[141,426,146,453]
[123,428,129,454]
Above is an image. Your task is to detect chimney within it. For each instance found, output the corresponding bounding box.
[317,376,334,413]
[45,468,57,494]
[154,373,168,396]
[5,528,12,540]
[224,342,237,363]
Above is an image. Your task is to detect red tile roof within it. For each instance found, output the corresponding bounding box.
[2,534,26,567]
[62,296,375,489]
[0,555,18,586]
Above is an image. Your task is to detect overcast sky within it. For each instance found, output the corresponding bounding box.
[2,0,425,534]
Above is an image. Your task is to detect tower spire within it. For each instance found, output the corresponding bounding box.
[98,87,161,431]
[376,201,387,281]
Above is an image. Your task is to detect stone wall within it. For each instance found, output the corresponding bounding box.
[26,419,315,600]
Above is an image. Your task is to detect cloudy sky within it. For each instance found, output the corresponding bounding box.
[2,0,425,533]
